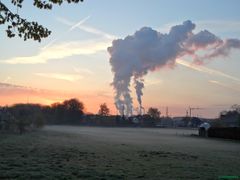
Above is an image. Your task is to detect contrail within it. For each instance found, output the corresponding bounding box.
[42,15,90,50]
[209,80,240,92]
[41,39,58,50]
[76,24,116,39]
[57,17,117,40]
[176,59,240,82]
[69,16,91,31]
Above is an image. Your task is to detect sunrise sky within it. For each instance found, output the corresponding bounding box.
[0,0,240,118]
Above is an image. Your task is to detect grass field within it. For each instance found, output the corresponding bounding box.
[0,126,240,180]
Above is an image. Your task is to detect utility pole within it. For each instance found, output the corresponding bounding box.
[166,106,169,117]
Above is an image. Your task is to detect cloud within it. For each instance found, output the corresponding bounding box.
[2,39,111,64]
[0,82,77,105]
[108,20,240,116]
[145,78,162,86]
[73,67,94,75]
[0,82,45,96]
[159,20,240,33]
[197,38,240,62]
[0,82,114,111]
[197,20,240,33]
[1,16,116,65]
[0,82,78,98]
[2,17,114,65]
[35,73,83,82]
[3,76,12,83]
[58,19,239,85]
[0,82,25,89]
[96,90,112,98]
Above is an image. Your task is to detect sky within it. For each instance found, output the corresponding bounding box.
[0,0,240,118]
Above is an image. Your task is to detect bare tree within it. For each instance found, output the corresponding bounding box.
[98,103,110,116]
[147,107,161,119]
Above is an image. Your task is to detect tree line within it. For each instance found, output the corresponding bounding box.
[2,97,238,134]
[0,98,85,134]
[0,97,162,134]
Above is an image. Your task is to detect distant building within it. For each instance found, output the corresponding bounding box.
[172,117,185,127]
[157,117,173,127]
[188,117,203,128]
[172,116,204,128]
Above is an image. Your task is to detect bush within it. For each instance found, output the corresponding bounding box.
[33,113,45,128]
[208,127,240,140]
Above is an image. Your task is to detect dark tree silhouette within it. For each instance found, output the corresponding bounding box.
[51,103,65,124]
[219,104,240,127]
[98,103,110,116]
[48,99,85,124]
[231,104,240,113]
[147,107,161,119]
[63,98,84,114]
[0,0,83,42]
[0,98,87,133]
[9,103,43,133]
[62,98,84,124]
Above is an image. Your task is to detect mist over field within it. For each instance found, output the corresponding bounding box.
[1,126,239,180]
[44,125,239,153]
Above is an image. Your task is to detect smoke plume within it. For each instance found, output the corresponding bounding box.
[108,20,240,116]
[134,79,144,114]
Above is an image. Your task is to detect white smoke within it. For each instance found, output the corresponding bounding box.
[196,38,240,64]
[134,79,144,114]
[108,20,240,116]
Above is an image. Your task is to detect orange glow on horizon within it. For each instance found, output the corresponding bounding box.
[0,91,116,115]
[0,82,227,118]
